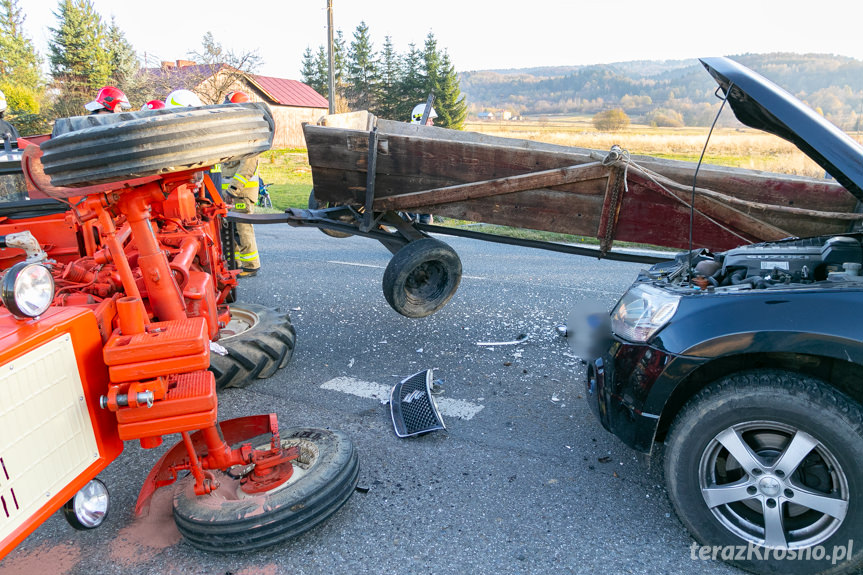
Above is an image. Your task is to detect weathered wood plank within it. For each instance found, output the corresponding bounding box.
[373,162,608,210]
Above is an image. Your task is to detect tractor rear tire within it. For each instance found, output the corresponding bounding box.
[40,104,274,188]
[172,427,359,553]
[209,303,296,390]
[382,238,462,318]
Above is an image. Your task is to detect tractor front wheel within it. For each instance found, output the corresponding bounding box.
[172,427,359,552]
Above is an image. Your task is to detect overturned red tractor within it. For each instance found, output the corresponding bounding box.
[0,104,358,558]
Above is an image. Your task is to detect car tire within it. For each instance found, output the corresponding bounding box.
[382,237,461,318]
[664,370,863,575]
[172,427,359,552]
[209,303,296,390]
[40,104,274,188]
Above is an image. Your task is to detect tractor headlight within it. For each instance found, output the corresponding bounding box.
[63,479,110,530]
[1,262,55,319]
[611,284,679,342]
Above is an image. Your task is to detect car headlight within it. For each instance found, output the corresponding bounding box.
[1,262,55,319]
[611,284,680,342]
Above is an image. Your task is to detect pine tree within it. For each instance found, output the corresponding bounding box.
[106,17,137,89]
[435,51,467,129]
[314,46,329,97]
[345,21,379,111]
[48,0,112,117]
[301,46,324,95]
[0,0,47,133]
[375,35,401,120]
[396,43,425,121]
[0,0,44,114]
[422,32,440,103]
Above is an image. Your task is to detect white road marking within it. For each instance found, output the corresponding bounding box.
[326,260,385,269]
[321,377,484,420]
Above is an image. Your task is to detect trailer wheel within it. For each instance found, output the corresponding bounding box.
[40,104,274,188]
[172,427,359,553]
[209,303,296,390]
[308,188,353,238]
[382,238,462,318]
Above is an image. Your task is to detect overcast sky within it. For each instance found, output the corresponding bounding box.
[20,0,863,79]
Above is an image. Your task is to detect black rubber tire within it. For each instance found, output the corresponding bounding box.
[382,237,462,318]
[308,188,352,238]
[209,303,296,390]
[664,370,863,575]
[173,427,359,553]
[40,103,274,188]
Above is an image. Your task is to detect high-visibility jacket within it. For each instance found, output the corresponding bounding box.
[221,157,259,197]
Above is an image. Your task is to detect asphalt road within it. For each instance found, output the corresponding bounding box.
[0,226,738,575]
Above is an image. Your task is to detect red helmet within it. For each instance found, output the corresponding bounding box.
[85,86,131,113]
[224,91,250,104]
[141,99,166,111]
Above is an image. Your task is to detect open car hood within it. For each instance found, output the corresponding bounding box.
[700,56,863,200]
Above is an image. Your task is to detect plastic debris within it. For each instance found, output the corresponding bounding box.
[476,333,529,346]
[209,341,228,356]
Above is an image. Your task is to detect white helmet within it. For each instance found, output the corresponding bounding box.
[164,89,202,108]
[411,103,438,124]
[0,89,6,114]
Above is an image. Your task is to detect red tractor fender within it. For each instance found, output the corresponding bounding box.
[135,414,278,516]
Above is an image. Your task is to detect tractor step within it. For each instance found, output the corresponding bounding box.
[389,370,446,438]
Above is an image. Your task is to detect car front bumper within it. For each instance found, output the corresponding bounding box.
[586,340,706,453]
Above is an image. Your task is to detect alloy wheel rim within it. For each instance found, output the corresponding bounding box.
[698,420,849,549]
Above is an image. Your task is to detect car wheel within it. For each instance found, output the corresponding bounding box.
[665,370,863,575]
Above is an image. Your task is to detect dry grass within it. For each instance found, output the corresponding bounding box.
[465,118,863,178]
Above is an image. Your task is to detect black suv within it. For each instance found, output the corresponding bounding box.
[586,57,863,575]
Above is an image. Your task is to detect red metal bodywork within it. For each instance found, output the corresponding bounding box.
[0,145,293,559]
[0,306,123,556]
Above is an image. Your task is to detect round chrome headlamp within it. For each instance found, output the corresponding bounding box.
[1,262,55,318]
[63,479,110,530]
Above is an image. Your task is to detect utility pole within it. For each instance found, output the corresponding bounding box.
[327,0,335,114]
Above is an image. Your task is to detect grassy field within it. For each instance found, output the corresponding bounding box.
[257,149,315,210]
[464,116,861,177]
[257,117,860,245]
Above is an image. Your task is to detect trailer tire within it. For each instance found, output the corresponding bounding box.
[382,238,461,318]
[172,427,359,553]
[209,303,296,390]
[308,188,352,238]
[40,104,274,188]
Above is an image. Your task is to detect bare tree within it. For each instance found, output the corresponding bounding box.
[187,31,262,104]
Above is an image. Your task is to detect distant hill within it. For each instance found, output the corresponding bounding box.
[459,53,863,129]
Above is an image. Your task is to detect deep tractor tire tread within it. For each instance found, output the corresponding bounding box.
[172,428,360,553]
[664,370,863,575]
[209,303,296,390]
[40,104,274,188]
[382,237,462,318]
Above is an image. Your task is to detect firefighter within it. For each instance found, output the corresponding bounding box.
[0,89,20,145]
[220,91,260,277]
[408,103,438,224]
[224,91,250,104]
[410,102,438,125]
[85,86,131,114]
[164,89,202,108]
[141,99,166,111]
